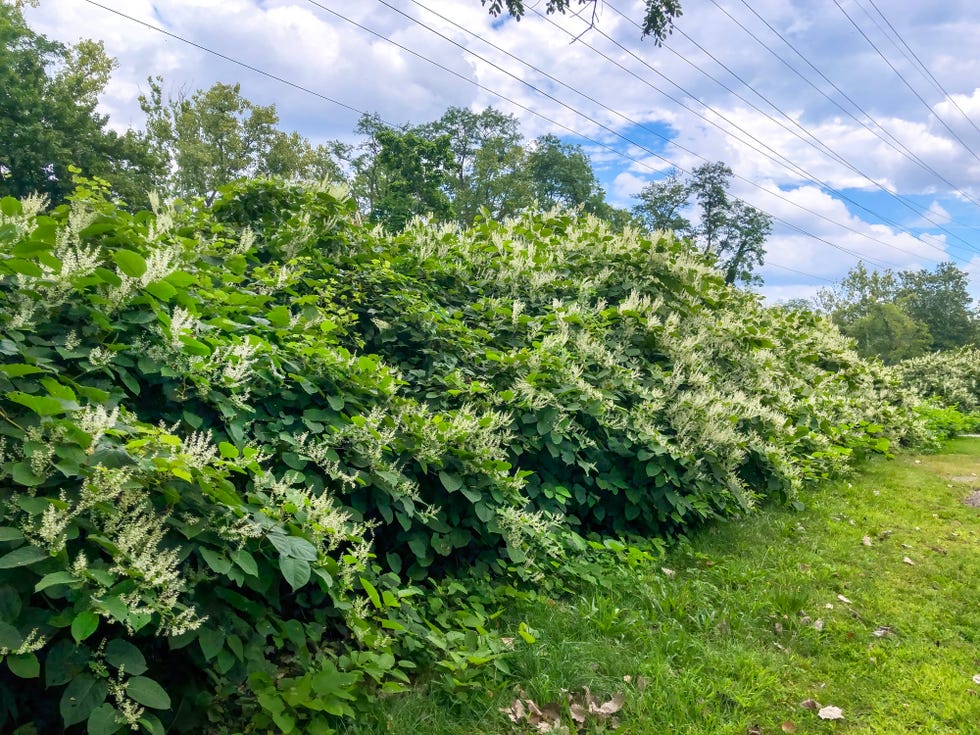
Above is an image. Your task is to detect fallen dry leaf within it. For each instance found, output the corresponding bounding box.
[862,535,872,546]
[746,725,762,735]
[837,594,852,604]
[818,705,844,720]
[781,722,798,733]
[800,698,820,711]
[501,637,515,649]
[813,618,825,631]
[661,567,676,577]
[903,556,915,565]
[972,674,980,685]
[872,626,892,637]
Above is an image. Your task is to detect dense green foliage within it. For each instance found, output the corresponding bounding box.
[0,178,926,733]
[896,347,980,439]
[816,261,979,362]
[0,5,161,205]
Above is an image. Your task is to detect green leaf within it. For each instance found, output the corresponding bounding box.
[138,713,165,735]
[112,249,147,278]
[0,526,25,542]
[61,674,109,727]
[6,390,67,416]
[231,548,258,576]
[45,638,91,686]
[438,471,462,493]
[7,652,40,678]
[11,461,46,486]
[199,547,232,575]
[279,557,311,591]
[0,544,48,568]
[35,571,78,592]
[359,577,382,609]
[0,621,24,649]
[218,441,239,459]
[269,533,318,561]
[0,363,46,377]
[0,196,21,216]
[5,258,43,277]
[72,610,100,643]
[143,280,177,301]
[105,639,147,675]
[125,676,171,710]
[87,703,120,735]
[197,626,224,661]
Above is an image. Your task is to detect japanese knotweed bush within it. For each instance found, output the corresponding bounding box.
[896,346,980,413]
[0,183,539,734]
[0,178,925,733]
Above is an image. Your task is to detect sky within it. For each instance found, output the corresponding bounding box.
[23,0,980,303]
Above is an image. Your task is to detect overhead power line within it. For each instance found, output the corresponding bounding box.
[712,0,980,213]
[80,0,937,272]
[831,0,980,165]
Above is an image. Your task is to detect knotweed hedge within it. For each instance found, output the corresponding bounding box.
[0,178,924,733]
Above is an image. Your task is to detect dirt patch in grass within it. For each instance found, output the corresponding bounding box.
[964,489,980,508]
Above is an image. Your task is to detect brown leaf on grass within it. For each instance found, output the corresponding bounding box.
[972,674,980,685]
[818,705,844,720]
[746,725,762,735]
[862,535,873,546]
[781,721,798,733]
[903,556,915,565]
[872,626,893,637]
[813,618,825,632]
[800,698,820,711]
[837,594,852,604]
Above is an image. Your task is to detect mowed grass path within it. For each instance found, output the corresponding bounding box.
[355,439,980,734]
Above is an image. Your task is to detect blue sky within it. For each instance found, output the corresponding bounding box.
[26,0,980,303]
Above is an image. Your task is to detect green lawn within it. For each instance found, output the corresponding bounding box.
[350,438,980,734]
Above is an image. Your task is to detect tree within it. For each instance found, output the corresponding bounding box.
[140,78,341,203]
[897,262,977,351]
[814,261,899,326]
[421,106,526,224]
[0,5,160,204]
[631,170,691,236]
[632,161,772,285]
[523,134,607,213]
[481,0,683,43]
[845,302,932,364]
[371,128,454,230]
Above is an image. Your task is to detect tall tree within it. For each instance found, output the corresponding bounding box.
[844,302,932,364]
[0,5,160,203]
[897,262,977,351]
[421,106,525,224]
[814,261,899,326]
[632,162,772,285]
[481,0,683,42]
[523,134,606,213]
[140,78,340,203]
[631,170,691,236]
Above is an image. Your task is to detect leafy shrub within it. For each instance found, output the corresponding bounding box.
[897,347,980,413]
[0,178,925,733]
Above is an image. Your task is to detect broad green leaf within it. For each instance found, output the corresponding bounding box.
[45,639,91,686]
[0,363,45,377]
[218,441,239,459]
[105,639,147,676]
[0,620,23,649]
[7,652,40,678]
[438,471,462,493]
[0,196,21,216]
[5,258,43,277]
[35,571,78,592]
[199,547,232,575]
[6,390,67,416]
[269,533,317,561]
[0,544,48,568]
[125,676,171,710]
[359,577,382,609]
[0,526,25,542]
[143,280,177,301]
[279,557,311,591]
[138,713,165,735]
[197,626,224,661]
[60,674,109,727]
[231,548,258,576]
[87,703,120,735]
[112,249,147,278]
[72,610,100,643]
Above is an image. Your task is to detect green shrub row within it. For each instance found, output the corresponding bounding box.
[0,178,925,733]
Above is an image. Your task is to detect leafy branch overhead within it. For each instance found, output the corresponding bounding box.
[481,0,683,43]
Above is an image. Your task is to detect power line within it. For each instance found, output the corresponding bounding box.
[831,0,980,165]
[573,3,979,259]
[615,17,980,256]
[863,0,980,141]
[714,0,980,212]
[80,0,921,271]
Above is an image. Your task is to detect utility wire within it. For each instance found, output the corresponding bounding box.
[864,0,980,140]
[575,3,978,258]
[605,12,980,256]
[80,0,911,271]
[717,0,980,212]
[831,0,980,165]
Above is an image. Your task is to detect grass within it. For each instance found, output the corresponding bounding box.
[350,439,980,734]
